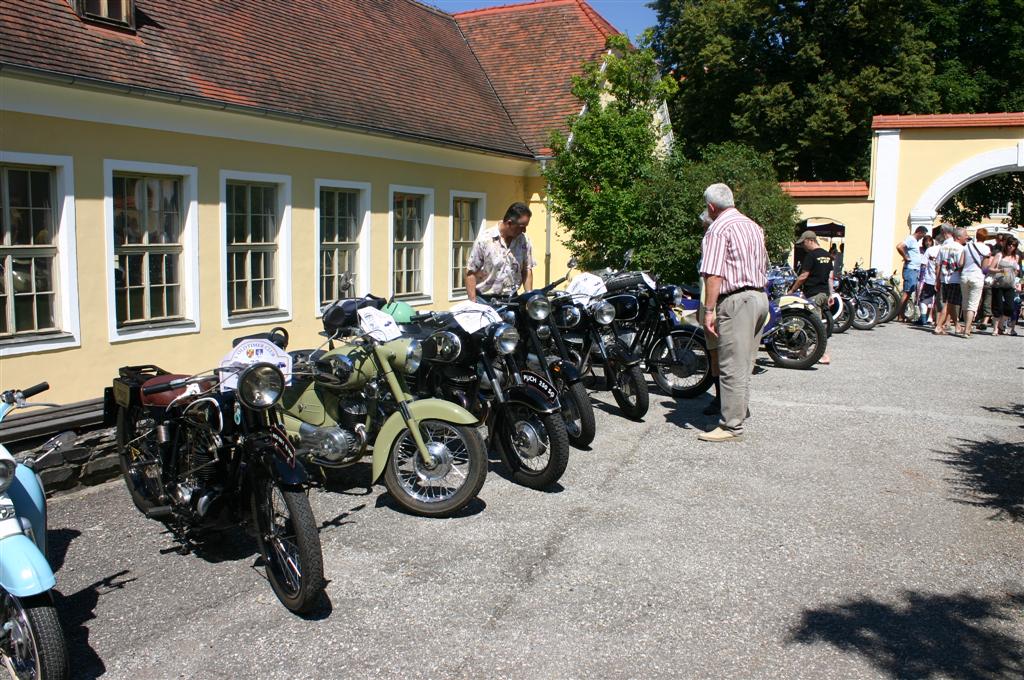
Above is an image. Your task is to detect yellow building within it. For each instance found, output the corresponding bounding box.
[0,0,621,404]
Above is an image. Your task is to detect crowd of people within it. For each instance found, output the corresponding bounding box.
[899,224,1023,337]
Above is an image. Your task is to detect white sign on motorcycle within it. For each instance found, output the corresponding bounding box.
[219,338,293,392]
[450,301,502,333]
[566,272,607,300]
[357,306,402,342]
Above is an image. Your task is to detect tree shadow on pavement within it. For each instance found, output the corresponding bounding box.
[58,569,136,680]
[788,590,1024,679]
[982,403,1024,426]
[937,436,1024,522]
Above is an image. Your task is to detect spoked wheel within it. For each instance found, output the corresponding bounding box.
[832,299,854,334]
[649,330,713,398]
[870,292,894,323]
[115,405,161,513]
[0,592,69,680]
[765,311,827,369]
[251,477,325,614]
[384,420,487,517]
[560,381,596,449]
[852,300,878,330]
[903,297,921,322]
[611,364,649,420]
[493,406,569,489]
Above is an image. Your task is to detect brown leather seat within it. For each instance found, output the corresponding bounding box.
[140,374,216,407]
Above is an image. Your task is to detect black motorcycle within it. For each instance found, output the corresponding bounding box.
[405,307,570,489]
[553,290,649,420]
[482,287,597,449]
[104,358,325,614]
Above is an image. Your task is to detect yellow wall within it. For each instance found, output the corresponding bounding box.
[793,198,875,267]
[0,109,558,403]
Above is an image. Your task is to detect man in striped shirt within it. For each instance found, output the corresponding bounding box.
[697,183,770,442]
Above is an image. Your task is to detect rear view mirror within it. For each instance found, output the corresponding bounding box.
[623,249,634,269]
[567,256,578,269]
[41,431,75,453]
[339,272,354,293]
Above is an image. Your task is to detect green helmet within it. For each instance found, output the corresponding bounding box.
[383,300,416,323]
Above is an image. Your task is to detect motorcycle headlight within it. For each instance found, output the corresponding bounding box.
[0,460,15,494]
[492,323,520,354]
[672,286,683,305]
[237,363,284,411]
[432,331,462,362]
[536,324,552,340]
[405,339,423,374]
[526,295,551,321]
[592,301,616,325]
[500,309,516,324]
[559,305,582,328]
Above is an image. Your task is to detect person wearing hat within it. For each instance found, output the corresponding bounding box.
[896,226,929,322]
[788,230,833,365]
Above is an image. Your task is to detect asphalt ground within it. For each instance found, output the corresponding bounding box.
[53,322,1024,679]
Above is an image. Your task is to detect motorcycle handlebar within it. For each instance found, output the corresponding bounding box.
[19,382,49,399]
[142,378,186,396]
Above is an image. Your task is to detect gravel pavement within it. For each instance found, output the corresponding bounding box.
[52,322,1024,679]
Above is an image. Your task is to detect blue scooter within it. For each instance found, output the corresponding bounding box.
[0,382,70,680]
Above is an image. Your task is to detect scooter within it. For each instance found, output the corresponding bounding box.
[0,382,71,680]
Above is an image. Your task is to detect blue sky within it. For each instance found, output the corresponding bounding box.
[430,1,658,40]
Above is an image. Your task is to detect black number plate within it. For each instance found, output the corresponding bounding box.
[521,371,558,402]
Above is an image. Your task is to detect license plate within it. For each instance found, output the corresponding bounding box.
[521,371,558,402]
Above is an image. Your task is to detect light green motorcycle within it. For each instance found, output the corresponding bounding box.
[279,295,487,517]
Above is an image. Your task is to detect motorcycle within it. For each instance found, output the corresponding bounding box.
[838,271,880,330]
[104,351,326,614]
[280,291,488,517]
[602,252,713,399]
[556,272,649,420]
[403,303,570,489]
[0,382,70,680]
[762,267,828,369]
[482,285,597,449]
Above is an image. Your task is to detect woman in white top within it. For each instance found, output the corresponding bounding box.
[958,227,993,337]
[917,235,937,325]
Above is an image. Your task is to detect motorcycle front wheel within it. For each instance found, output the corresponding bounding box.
[560,381,596,449]
[611,364,649,420]
[383,420,487,517]
[764,310,827,369]
[0,592,69,680]
[832,299,854,334]
[649,330,713,398]
[251,477,325,614]
[852,300,879,330]
[493,406,570,489]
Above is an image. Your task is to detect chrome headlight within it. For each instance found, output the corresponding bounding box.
[592,301,616,325]
[492,323,520,354]
[432,331,462,362]
[405,339,423,374]
[237,363,285,411]
[536,324,552,340]
[500,309,516,324]
[526,295,551,321]
[559,305,582,328]
[672,286,683,305]
[0,460,15,493]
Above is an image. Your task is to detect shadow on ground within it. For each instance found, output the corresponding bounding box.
[60,569,136,680]
[938,433,1024,522]
[788,590,1024,679]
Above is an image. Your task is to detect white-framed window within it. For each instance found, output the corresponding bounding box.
[449,191,486,300]
[990,201,1013,217]
[314,179,371,316]
[0,152,80,357]
[388,185,434,303]
[77,0,135,28]
[219,171,292,329]
[103,160,200,342]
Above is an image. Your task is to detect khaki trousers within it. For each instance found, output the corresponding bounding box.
[716,290,769,434]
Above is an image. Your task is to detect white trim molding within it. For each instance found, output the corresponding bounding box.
[869,129,901,272]
[911,143,1024,219]
[0,151,80,357]
[219,170,293,329]
[387,184,435,305]
[448,190,487,301]
[102,159,201,343]
[313,178,372,317]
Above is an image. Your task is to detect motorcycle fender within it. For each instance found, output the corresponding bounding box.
[545,358,581,385]
[605,342,642,367]
[777,295,815,311]
[370,399,479,484]
[0,534,55,597]
[503,384,560,416]
[259,449,309,487]
[8,465,47,559]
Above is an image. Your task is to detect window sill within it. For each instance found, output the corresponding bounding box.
[223,309,292,330]
[0,331,80,358]
[448,291,469,303]
[395,295,434,307]
[110,319,199,343]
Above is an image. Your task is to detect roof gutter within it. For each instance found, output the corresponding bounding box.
[0,63,536,162]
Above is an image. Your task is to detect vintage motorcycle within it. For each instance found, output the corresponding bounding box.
[0,382,70,680]
[761,267,828,369]
[280,293,488,518]
[403,302,570,489]
[555,272,649,420]
[105,353,326,614]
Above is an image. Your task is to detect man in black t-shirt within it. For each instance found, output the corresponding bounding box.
[788,230,833,364]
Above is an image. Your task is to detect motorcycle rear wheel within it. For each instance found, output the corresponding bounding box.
[0,592,69,680]
[494,408,570,489]
[611,364,649,420]
[251,477,325,614]
[649,330,713,398]
[115,406,160,514]
[383,420,487,517]
[765,310,827,369]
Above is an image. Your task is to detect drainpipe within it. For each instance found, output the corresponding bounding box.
[537,156,554,285]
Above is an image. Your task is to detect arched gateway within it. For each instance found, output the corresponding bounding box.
[785,113,1024,274]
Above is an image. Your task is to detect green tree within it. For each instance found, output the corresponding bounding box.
[937,173,1024,229]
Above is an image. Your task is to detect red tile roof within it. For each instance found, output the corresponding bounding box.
[456,0,619,154]
[780,181,870,198]
[0,0,533,157]
[872,113,1024,129]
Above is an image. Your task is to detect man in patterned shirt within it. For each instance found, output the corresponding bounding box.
[698,183,770,442]
[466,202,536,301]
